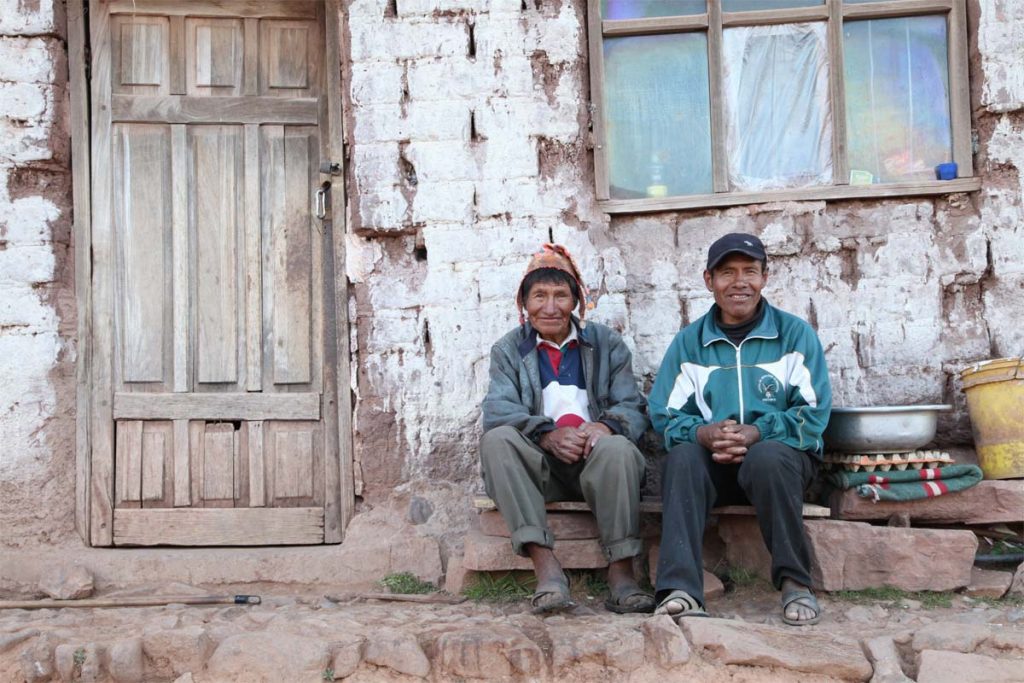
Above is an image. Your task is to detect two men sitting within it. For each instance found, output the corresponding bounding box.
[480,235,832,625]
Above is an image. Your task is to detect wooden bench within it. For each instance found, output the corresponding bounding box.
[464,496,830,572]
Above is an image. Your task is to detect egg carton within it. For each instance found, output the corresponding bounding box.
[824,450,952,472]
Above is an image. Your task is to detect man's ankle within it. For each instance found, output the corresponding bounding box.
[525,544,563,582]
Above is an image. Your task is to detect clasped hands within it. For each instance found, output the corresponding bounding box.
[539,422,613,464]
[696,419,760,464]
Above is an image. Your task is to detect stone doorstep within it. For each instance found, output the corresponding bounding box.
[0,544,436,597]
[830,479,1024,525]
[717,517,979,592]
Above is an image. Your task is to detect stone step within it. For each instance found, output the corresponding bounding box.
[473,496,830,518]
[830,479,1024,525]
[479,510,599,539]
[716,517,978,591]
[463,530,607,571]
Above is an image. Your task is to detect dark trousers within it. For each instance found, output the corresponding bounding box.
[655,440,818,606]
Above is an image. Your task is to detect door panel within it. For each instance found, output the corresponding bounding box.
[260,19,321,97]
[91,0,339,546]
[262,125,318,387]
[112,16,170,94]
[265,420,322,506]
[190,124,245,386]
[112,124,172,386]
[187,18,244,95]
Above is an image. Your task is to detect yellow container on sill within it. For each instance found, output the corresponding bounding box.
[959,357,1024,480]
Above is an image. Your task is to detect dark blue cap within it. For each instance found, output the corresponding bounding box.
[706,233,767,271]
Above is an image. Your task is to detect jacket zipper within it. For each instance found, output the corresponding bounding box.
[734,341,745,424]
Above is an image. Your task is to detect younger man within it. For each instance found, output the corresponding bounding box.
[648,233,832,625]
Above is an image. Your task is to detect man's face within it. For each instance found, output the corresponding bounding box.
[525,280,575,343]
[703,254,768,326]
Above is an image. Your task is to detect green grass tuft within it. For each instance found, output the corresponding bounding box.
[462,572,533,602]
[831,587,953,609]
[377,572,436,595]
[725,566,763,587]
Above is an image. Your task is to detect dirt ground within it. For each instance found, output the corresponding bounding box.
[2,575,1022,682]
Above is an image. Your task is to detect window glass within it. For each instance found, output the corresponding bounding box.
[722,22,832,191]
[723,0,822,11]
[844,16,951,183]
[602,1,705,20]
[603,33,713,199]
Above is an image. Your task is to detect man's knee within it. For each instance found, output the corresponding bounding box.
[662,442,709,480]
[590,434,640,460]
[737,441,802,489]
[479,425,529,476]
[586,435,644,474]
[480,424,522,451]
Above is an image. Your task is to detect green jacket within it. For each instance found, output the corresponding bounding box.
[648,301,832,457]
[482,319,649,444]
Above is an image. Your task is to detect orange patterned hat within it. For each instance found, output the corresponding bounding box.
[516,243,590,326]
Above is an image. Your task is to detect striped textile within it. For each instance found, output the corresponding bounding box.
[826,464,983,502]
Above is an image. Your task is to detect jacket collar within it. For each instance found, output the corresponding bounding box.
[700,299,778,347]
[518,317,591,358]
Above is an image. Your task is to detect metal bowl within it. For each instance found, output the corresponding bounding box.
[823,405,952,454]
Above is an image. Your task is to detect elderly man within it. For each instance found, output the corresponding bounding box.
[480,244,653,614]
[648,233,832,625]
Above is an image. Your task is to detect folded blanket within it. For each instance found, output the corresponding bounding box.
[826,464,984,502]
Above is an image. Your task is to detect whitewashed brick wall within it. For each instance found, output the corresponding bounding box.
[345,0,1024,497]
[0,0,75,545]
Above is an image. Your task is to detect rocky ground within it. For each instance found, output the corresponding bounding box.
[2,578,1022,683]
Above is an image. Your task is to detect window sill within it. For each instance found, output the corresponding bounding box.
[596,177,982,215]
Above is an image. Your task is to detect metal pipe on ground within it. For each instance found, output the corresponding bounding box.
[0,595,261,610]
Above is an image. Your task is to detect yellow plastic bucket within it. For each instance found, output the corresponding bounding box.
[959,357,1024,480]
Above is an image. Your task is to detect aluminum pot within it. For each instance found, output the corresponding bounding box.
[823,405,952,454]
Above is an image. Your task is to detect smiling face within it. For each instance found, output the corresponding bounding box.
[525,280,576,344]
[704,253,768,326]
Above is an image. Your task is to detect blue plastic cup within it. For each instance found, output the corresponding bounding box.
[935,162,958,180]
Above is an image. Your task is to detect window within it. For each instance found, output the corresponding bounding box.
[586,0,977,213]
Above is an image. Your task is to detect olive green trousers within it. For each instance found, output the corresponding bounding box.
[479,425,645,563]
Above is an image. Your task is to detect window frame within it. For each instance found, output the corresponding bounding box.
[586,0,978,214]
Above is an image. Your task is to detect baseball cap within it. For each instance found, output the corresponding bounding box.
[706,233,767,271]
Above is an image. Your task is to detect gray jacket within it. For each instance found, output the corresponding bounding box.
[481,320,649,444]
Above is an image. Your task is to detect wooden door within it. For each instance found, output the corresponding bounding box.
[87,0,351,546]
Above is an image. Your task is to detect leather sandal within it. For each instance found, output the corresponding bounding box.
[604,586,656,614]
[781,588,822,626]
[653,590,708,622]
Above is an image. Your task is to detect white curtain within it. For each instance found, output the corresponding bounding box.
[722,22,833,191]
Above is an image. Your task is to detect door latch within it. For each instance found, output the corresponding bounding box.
[315,184,328,219]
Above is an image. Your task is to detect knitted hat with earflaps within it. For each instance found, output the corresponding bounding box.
[516,243,592,327]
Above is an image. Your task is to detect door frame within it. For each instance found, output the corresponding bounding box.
[67,0,354,546]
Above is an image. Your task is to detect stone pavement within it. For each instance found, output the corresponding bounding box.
[2,581,1022,682]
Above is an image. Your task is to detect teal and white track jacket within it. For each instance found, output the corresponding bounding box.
[648,300,833,458]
